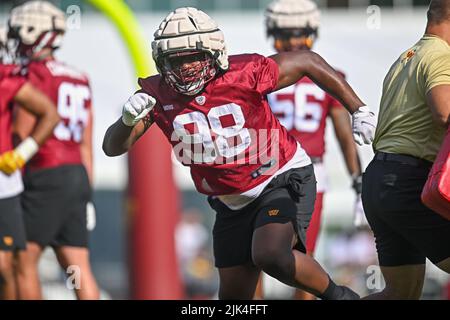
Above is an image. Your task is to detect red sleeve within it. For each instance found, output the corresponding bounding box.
[0,76,26,102]
[251,54,280,95]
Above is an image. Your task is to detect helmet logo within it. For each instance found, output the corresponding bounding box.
[195,95,206,105]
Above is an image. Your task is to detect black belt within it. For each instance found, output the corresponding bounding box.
[310,157,322,164]
[374,152,432,168]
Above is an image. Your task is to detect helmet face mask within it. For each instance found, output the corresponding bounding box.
[271,28,318,51]
[158,50,217,95]
[152,7,228,96]
[265,0,320,52]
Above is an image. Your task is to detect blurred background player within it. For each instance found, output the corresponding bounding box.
[7,1,99,300]
[175,209,218,299]
[0,24,59,300]
[257,0,364,300]
[103,7,375,300]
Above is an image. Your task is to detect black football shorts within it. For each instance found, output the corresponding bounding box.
[362,155,450,266]
[209,165,316,268]
[0,195,26,251]
[21,164,91,248]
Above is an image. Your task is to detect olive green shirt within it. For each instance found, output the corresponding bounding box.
[373,35,450,162]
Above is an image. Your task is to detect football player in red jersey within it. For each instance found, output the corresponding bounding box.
[103,7,376,299]
[257,0,366,300]
[0,26,59,299]
[7,1,99,300]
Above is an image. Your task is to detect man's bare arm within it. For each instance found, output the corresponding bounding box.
[103,93,157,157]
[103,115,152,157]
[269,51,365,114]
[81,109,94,184]
[0,82,60,175]
[13,82,60,146]
[427,85,450,127]
[329,107,362,176]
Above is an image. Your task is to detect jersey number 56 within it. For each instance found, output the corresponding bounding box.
[269,83,324,133]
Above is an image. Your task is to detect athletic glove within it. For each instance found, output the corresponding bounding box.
[352,106,376,145]
[0,137,38,175]
[122,92,156,127]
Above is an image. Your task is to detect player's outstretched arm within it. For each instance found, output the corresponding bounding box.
[103,93,156,157]
[270,51,364,113]
[270,51,376,145]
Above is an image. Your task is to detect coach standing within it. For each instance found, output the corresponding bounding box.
[362,0,450,300]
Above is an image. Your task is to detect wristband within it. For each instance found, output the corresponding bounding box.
[15,137,38,163]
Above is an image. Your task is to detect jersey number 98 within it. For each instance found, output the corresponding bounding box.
[173,103,251,163]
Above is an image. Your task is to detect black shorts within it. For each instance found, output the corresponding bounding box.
[209,165,316,268]
[0,195,26,251]
[22,164,91,248]
[362,153,450,266]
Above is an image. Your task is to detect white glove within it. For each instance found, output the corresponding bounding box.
[353,195,369,228]
[122,92,156,127]
[352,106,376,145]
[86,201,96,231]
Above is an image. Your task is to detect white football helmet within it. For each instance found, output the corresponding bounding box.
[152,7,228,95]
[8,1,66,59]
[265,0,320,50]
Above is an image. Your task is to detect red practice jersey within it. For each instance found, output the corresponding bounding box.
[139,54,299,196]
[268,73,345,158]
[24,59,92,170]
[0,64,26,153]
